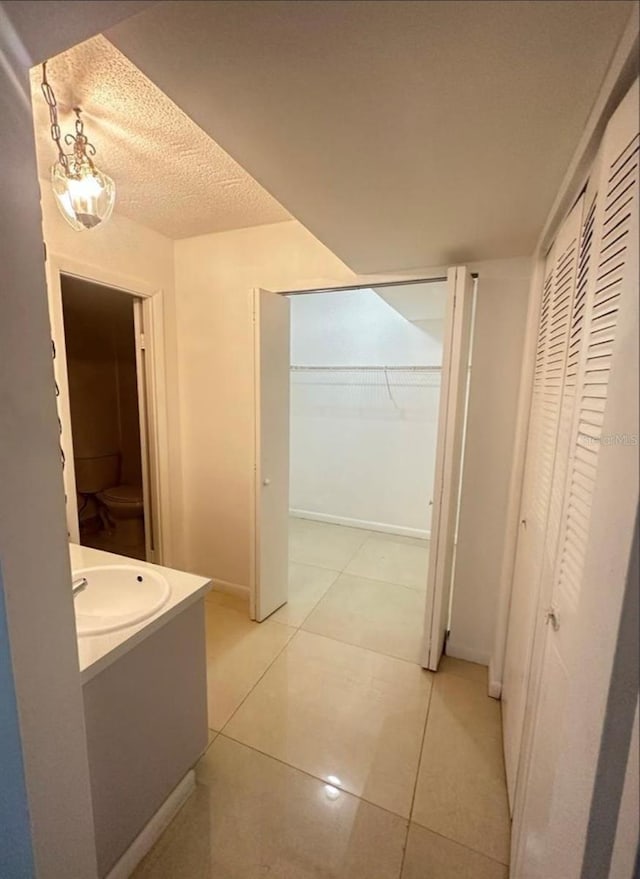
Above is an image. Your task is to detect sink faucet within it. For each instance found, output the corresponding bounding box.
[72,576,88,596]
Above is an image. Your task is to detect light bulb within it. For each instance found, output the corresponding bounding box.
[51,161,116,231]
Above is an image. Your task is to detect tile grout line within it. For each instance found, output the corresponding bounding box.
[287,527,446,673]
[214,621,432,740]
[200,526,502,875]
[281,563,342,630]
[406,820,511,869]
[206,559,436,829]
[342,531,373,570]
[213,521,433,878]
[398,670,436,877]
[293,559,428,594]
[284,536,441,683]
[299,621,427,667]
[275,624,440,676]
[311,566,429,596]
[282,523,371,626]
[287,547,428,660]
[401,671,511,870]
[216,628,296,734]
[292,525,373,570]
[206,541,370,738]
[205,688,507,870]
[206,578,436,839]
[212,730,415,825]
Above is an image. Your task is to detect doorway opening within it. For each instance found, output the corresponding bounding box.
[60,274,153,561]
[288,282,443,662]
[252,271,476,671]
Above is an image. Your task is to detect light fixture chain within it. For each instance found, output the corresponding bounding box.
[41,59,116,230]
[41,62,69,173]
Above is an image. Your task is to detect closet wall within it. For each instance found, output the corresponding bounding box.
[289,288,443,537]
[503,78,639,876]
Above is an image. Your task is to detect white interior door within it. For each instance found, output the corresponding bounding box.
[422,266,474,670]
[252,288,290,622]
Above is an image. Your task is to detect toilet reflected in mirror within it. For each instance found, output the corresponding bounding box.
[62,275,149,561]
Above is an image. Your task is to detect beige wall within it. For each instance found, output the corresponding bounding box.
[174,221,356,585]
[40,186,185,565]
[174,221,530,663]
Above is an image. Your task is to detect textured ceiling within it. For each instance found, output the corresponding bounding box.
[107,0,635,272]
[30,35,290,239]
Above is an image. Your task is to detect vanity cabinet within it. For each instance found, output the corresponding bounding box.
[82,600,208,877]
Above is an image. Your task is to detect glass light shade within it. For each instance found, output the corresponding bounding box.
[51,160,116,231]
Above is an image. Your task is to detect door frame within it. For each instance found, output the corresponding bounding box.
[421,267,475,670]
[45,253,171,564]
[251,271,471,653]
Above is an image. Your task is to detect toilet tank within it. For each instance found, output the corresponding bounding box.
[75,454,120,494]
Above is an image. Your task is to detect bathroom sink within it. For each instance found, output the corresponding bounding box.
[73,565,171,636]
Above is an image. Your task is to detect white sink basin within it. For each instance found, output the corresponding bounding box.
[73,565,171,636]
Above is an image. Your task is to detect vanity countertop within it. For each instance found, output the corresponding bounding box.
[70,544,211,684]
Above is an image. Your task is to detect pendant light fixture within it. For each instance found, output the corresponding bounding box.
[41,62,115,231]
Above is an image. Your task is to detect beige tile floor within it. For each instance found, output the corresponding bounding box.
[133,519,511,878]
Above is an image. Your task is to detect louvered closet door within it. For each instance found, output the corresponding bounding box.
[502,196,584,805]
[512,79,639,877]
[551,80,639,661]
[508,178,597,851]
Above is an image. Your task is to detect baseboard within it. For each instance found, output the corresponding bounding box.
[445,641,492,668]
[105,770,195,879]
[209,578,250,600]
[488,657,502,700]
[290,508,430,541]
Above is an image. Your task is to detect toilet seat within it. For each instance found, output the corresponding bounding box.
[100,485,143,505]
[96,484,145,548]
[98,485,145,522]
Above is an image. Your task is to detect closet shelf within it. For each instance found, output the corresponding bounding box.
[290,365,441,371]
[290,365,442,402]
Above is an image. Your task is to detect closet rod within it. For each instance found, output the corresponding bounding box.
[281,277,447,296]
[280,272,478,296]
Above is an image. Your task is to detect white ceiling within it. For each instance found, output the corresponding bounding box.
[30,35,290,239]
[374,282,447,323]
[4,0,154,63]
[106,0,634,271]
